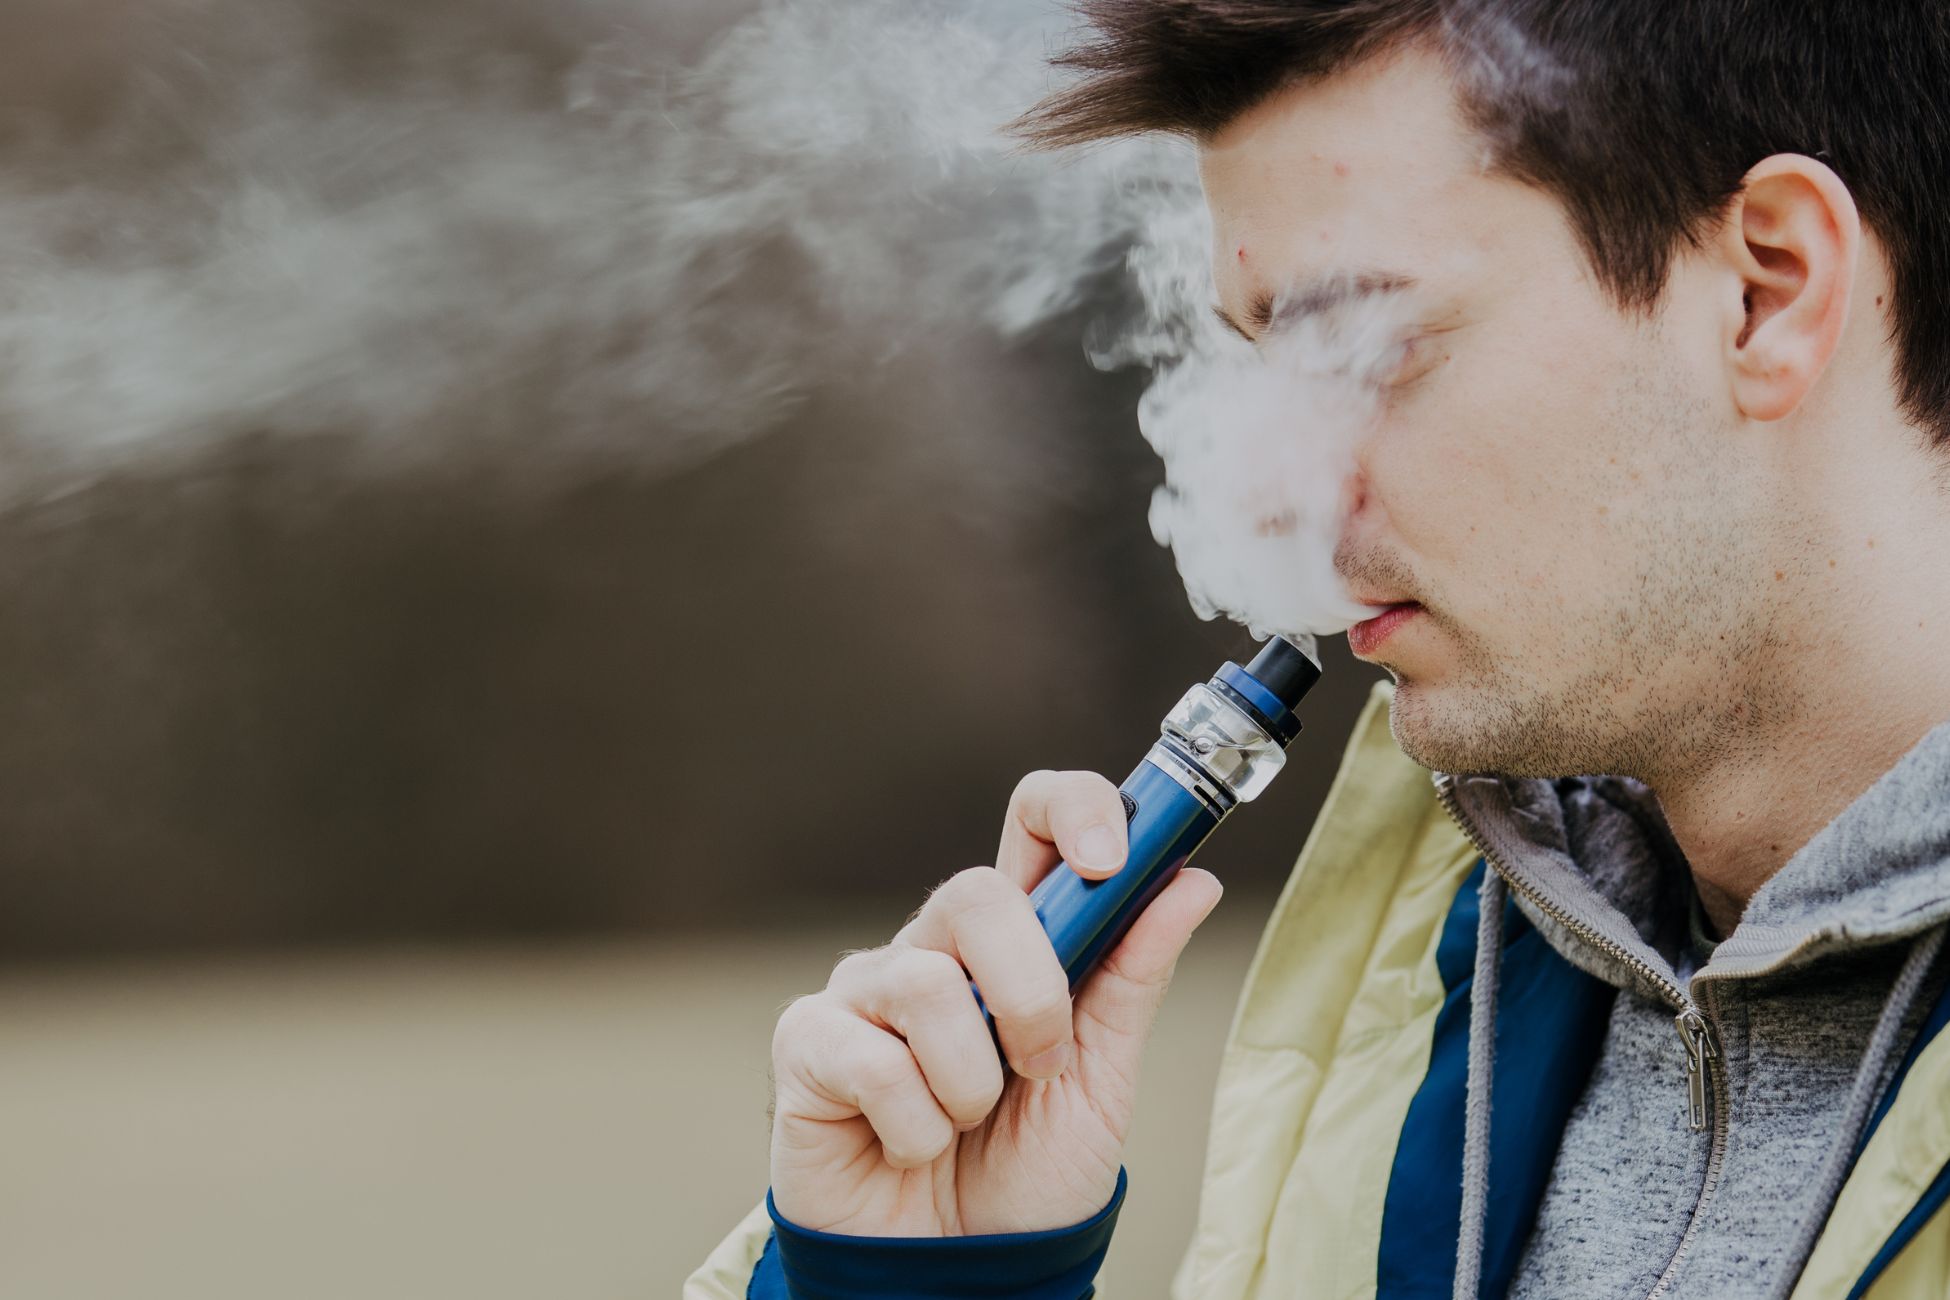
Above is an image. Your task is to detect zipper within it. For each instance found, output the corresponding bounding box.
[1647,990,1729,1300]
[1433,773,1729,1300]
[1433,774,1691,1009]
[1676,1006,1718,1131]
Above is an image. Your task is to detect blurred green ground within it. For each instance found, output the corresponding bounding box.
[0,898,1270,1299]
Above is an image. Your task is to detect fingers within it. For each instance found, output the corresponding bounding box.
[769,767,1153,1185]
[896,866,1074,1077]
[774,994,956,1169]
[827,946,1005,1128]
[995,769,1130,889]
[1072,868,1223,1070]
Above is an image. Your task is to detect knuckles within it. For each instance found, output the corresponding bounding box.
[847,1040,921,1101]
[933,864,1012,909]
[937,1063,1005,1125]
[827,946,887,993]
[827,944,970,1014]
[1008,768,1059,809]
[929,865,1032,931]
[771,992,831,1062]
[882,1130,953,1169]
[893,947,973,1008]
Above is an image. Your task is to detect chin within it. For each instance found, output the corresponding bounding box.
[1384,677,1452,769]
[1385,676,1529,777]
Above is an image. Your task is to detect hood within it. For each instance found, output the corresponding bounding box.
[1436,717,1950,1300]
[1438,718,1950,1000]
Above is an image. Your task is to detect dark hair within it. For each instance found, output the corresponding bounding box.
[1016,1,1950,444]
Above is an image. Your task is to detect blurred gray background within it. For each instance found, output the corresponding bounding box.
[0,0,1384,1294]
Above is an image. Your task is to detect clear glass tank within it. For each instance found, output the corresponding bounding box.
[1157,681,1288,802]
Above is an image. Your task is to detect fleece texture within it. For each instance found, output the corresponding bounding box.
[1439,721,1950,1298]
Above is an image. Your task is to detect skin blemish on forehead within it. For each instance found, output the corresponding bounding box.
[1237,244,1247,262]
[1333,160,1350,177]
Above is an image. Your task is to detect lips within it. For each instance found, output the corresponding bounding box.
[1347,602,1422,657]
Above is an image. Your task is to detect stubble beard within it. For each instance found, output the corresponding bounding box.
[1385,631,1699,781]
[1373,363,1796,783]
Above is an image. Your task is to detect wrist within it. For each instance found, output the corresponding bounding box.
[758,1168,1127,1300]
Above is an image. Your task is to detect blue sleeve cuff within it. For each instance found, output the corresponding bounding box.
[748,1168,1127,1300]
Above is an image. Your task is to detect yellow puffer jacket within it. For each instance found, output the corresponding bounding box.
[690,683,1950,1298]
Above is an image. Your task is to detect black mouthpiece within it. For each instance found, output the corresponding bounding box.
[1246,636,1323,714]
[1213,636,1322,748]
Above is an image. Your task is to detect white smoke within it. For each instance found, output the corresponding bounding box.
[1088,163,1411,644]
[1129,290,1410,648]
[0,0,1395,639]
[0,0,1177,482]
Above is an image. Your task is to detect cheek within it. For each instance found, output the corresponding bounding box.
[1363,366,1531,559]
[1363,320,1640,601]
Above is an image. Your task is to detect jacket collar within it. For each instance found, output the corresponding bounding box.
[1439,719,1950,996]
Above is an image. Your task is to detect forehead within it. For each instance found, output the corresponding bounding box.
[1195,45,1524,310]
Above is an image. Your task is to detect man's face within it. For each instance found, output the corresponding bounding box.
[1199,46,1791,780]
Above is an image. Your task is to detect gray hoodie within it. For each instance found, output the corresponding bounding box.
[1434,721,1950,1299]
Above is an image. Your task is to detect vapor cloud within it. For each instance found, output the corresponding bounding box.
[0,0,1389,637]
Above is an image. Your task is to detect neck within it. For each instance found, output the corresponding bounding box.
[1652,441,1950,937]
[1655,701,1940,937]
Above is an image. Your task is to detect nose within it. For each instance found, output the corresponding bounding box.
[1331,458,1378,587]
[1337,462,1369,529]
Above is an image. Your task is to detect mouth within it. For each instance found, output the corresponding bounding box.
[1347,602,1423,658]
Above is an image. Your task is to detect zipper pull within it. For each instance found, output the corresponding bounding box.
[1675,1006,1719,1132]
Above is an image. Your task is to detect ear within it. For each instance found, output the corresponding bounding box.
[1717,154,1861,422]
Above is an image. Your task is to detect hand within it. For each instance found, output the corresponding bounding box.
[768,769,1223,1237]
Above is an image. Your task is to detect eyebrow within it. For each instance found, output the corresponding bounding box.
[1213,271,1417,342]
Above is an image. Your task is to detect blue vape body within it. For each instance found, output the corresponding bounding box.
[1031,756,1221,989]
[981,636,1321,1039]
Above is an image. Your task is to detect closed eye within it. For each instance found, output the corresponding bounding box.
[1383,326,1459,391]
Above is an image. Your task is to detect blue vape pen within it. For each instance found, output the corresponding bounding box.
[981,636,1320,1042]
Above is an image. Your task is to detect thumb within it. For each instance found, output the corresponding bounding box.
[1070,868,1223,1075]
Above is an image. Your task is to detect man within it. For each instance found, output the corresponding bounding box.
[690,2,1950,1295]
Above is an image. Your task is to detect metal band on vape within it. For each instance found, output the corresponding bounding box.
[1146,739,1236,820]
